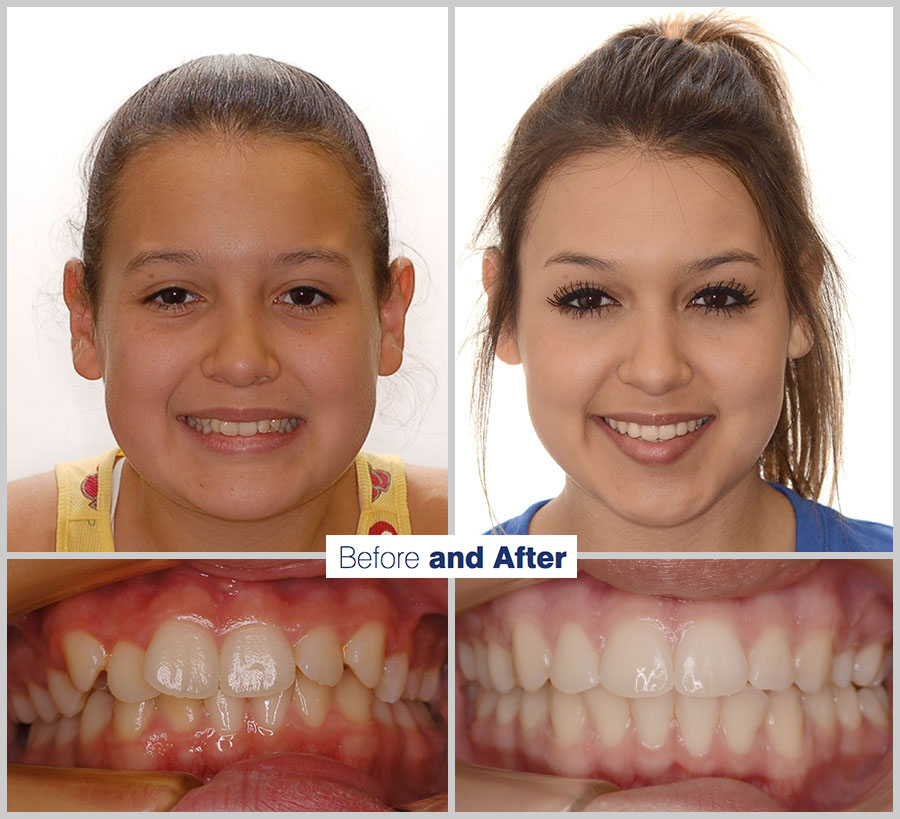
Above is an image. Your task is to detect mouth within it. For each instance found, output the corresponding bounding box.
[8,561,448,811]
[456,560,892,811]
[601,415,711,442]
[181,416,301,436]
[593,414,714,465]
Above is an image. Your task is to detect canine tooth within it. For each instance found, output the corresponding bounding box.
[62,631,107,692]
[519,686,550,731]
[747,628,793,691]
[473,640,491,689]
[27,721,55,750]
[114,699,154,740]
[487,642,516,694]
[631,689,674,749]
[475,689,498,720]
[687,419,697,432]
[871,684,889,711]
[419,667,440,702]
[204,690,244,733]
[872,648,891,685]
[55,716,80,749]
[107,642,160,703]
[372,698,394,726]
[832,647,854,687]
[221,624,295,697]
[658,424,676,440]
[393,700,416,730]
[676,620,746,697]
[294,626,344,687]
[511,621,551,692]
[27,683,58,723]
[676,422,688,435]
[343,623,386,689]
[404,667,424,700]
[640,425,658,441]
[676,693,720,756]
[852,642,885,687]
[766,687,803,758]
[549,688,586,746]
[144,620,218,699]
[251,689,289,730]
[583,686,630,747]
[293,671,333,727]
[550,622,599,694]
[46,669,87,717]
[335,672,373,723]
[158,695,203,731]
[719,685,768,755]
[79,690,113,744]
[599,619,673,697]
[408,701,432,730]
[375,653,409,703]
[10,692,38,724]
[834,685,862,730]
[801,686,836,733]
[857,687,889,728]
[457,642,477,682]
[495,689,522,725]
[794,630,833,692]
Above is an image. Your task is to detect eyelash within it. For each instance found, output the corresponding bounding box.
[144,286,335,314]
[547,281,618,317]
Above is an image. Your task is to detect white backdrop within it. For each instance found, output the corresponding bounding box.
[454,7,893,532]
[7,7,448,480]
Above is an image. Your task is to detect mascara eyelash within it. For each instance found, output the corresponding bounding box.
[690,278,758,315]
[547,281,616,317]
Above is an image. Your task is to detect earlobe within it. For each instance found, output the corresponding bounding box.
[787,314,813,360]
[482,249,521,366]
[63,259,103,380]
[378,257,415,376]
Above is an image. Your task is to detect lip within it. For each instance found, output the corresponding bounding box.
[180,407,298,422]
[593,413,713,465]
[178,412,304,454]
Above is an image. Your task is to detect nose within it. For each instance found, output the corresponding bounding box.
[616,315,692,395]
[201,305,280,387]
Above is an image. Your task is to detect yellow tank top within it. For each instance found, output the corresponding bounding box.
[54,449,413,551]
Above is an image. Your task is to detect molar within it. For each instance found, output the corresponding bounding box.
[852,642,885,687]
[487,641,516,694]
[718,685,768,755]
[675,693,720,756]
[550,622,599,694]
[79,689,113,744]
[46,669,87,717]
[204,690,244,733]
[518,686,550,731]
[598,619,673,697]
[144,620,218,699]
[511,621,551,692]
[293,670,333,728]
[675,620,746,697]
[549,688,586,745]
[630,689,674,749]
[62,631,107,693]
[335,671,373,723]
[107,642,160,703]
[251,689,290,730]
[793,630,833,692]
[294,626,344,687]
[220,623,295,698]
[113,698,155,740]
[343,623,387,689]
[375,653,409,703]
[582,686,630,747]
[26,682,58,723]
[766,687,803,758]
[747,628,793,691]
[158,695,203,732]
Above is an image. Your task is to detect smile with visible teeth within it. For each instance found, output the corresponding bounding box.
[182,416,300,436]
[602,416,710,442]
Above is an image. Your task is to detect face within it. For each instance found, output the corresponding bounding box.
[500,150,810,527]
[67,136,410,521]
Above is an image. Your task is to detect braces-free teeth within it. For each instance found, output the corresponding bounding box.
[183,416,300,435]
[603,416,709,442]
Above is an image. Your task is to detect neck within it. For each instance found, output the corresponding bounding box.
[537,473,795,552]
[113,461,359,552]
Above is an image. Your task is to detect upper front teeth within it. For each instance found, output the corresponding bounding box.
[185,417,299,435]
[603,416,709,441]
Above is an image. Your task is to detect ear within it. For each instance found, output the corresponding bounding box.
[787,313,813,360]
[482,249,521,365]
[63,259,103,380]
[786,253,821,360]
[378,257,415,376]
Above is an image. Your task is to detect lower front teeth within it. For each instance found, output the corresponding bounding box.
[604,417,707,441]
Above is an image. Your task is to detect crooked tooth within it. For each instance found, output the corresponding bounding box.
[404,667,424,701]
[343,623,386,689]
[852,642,885,687]
[495,689,522,725]
[550,622,599,694]
[858,687,890,728]
[144,620,218,699]
[473,641,491,690]
[220,624,295,698]
[46,669,87,717]
[393,700,416,730]
[511,621,551,692]
[549,688,586,745]
[293,671,333,728]
[158,695,203,732]
[251,689,290,730]
[675,620,746,697]
[487,642,517,694]
[107,642,160,703]
[79,690,113,744]
[676,693,720,756]
[519,686,550,731]
[832,647,854,687]
[475,689,498,721]
[114,699,155,740]
[204,690,244,733]
[872,648,891,686]
[335,671,373,723]
[372,699,394,726]
[801,686,836,733]
[583,686,630,747]
[687,419,698,432]
[55,716,79,749]
[834,685,862,730]
[766,687,803,759]
[210,419,222,433]
[419,667,440,702]
[10,692,38,724]
[631,689,674,749]
[408,701,432,731]
[294,626,344,687]
[28,721,55,750]
[375,653,409,703]
[27,683,58,723]
[598,619,673,697]
[238,421,257,436]
[794,630,832,692]
[747,628,793,691]
[457,642,477,682]
[62,631,107,692]
[719,685,769,755]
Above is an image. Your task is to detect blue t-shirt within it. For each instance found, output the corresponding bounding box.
[488,484,892,552]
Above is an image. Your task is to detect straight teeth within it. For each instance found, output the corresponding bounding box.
[184,416,299,436]
[603,416,709,442]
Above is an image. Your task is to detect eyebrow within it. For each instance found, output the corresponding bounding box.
[121,248,355,275]
[544,249,765,275]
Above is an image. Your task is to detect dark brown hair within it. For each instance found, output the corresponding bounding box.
[475,12,843,503]
[79,54,391,308]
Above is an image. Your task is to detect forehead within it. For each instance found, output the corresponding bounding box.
[523,150,775,273]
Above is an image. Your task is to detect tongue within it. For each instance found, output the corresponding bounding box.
[170,753,392,812]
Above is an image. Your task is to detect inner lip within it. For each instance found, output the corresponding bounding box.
[455,560,892,811]
[8,561,448,810]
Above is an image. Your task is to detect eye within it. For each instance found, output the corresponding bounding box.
[689,280,757,315]
[277,286,334,310]
[548,283,618,317]
[145,287,201,311]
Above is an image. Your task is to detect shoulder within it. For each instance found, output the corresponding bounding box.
[404,463,448,535]
[7,471,58,551]
[487,500,550,535]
